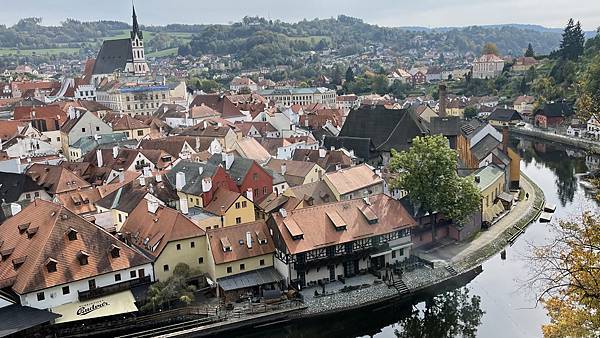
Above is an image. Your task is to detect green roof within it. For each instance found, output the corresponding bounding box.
[472,165,504,190]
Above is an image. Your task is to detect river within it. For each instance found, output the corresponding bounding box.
[228,136,600,338]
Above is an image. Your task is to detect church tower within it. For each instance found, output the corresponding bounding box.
[130,4,148,76]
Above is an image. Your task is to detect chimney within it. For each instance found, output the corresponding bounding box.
[180,198,189,215]
[202,177,212,192]
[502,126,509,153]
[198,166,204,176]
[138,176,146,186]
[475,175,481,183]
[112,146,119,159]
[246,188,254,202]
[175,172,186,190]
[319,148,326,158]
[281,162,287,175]
[118,172,125,183]
[195,137,201,151]
[438,84,447,117]
[246,231,252,249]
[147,199,159,214]
[143,167,152,177]
[96,149,103,167]
[279,208,287,218]
[156,174,162,182]
[335,163,342,171]
[222,152,234,170]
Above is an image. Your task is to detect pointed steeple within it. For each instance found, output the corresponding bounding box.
[131,2,142,39]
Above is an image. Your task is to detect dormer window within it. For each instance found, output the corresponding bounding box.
[110,245,121,258]
[26,227,38,239]
[67,228,78,241]
[12,256,26,270]
[18,223,30,234]
[77,251,89,266]
[220,237,232,252]
[46,258,57,273]
[0,247,14,260]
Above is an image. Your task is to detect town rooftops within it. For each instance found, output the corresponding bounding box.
[203,188,245,216]
[0,172,43,203]
[92,38,134,75]
[258,87,332,96]
[536,101,574,118]
[165,160,220,196]
[324,164,383,196]
[270,194,415,254]
[103,113,149,131]
[121,201,205,258]
[0,200,150,294]
[207,220,274,265]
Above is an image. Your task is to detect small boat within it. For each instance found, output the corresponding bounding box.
[543,204,556,213]
[539,212,553,223]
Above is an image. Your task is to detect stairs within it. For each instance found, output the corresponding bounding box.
[445,265,458,276]
[391,279,409,295]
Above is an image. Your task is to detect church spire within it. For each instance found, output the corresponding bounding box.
[131,2,142,39]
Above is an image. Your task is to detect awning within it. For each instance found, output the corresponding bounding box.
[0,304,60,337]
[370,243,412,258]
[370,250,392,258]
[498,192,514,204]
[51,290,138,324]
[217,267,283,292]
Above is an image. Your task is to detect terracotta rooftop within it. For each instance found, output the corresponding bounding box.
[121,201,205,259]
[207,220,274,265]
[203,188,244,216]
[0,200,151,294]
[271,194,416,254]
[26,164,91,195]
[324,164,383,196]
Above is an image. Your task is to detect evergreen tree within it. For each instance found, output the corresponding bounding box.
[560,19,585,60]
[345,66,355,83]
[525,43,535,57]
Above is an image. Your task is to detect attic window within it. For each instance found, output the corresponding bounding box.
[26,227,39,239]
[110,245,121,258]
[12,256,26,270]
[326,211,347,231]
[67,228,78,241]
[220,237,232,252]
[77,251,89,266]
[359,206,379,225]
[18,223,30,234]
[255,230,268,245]
[0,247,14,260]
[46,258,57,273]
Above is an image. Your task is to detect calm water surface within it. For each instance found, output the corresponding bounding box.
[229,137,599,338]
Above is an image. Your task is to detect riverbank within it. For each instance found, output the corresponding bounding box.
[510,126,600,154]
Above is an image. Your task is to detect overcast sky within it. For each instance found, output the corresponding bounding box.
[1,0,598,30]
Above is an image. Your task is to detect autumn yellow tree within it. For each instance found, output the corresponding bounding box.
[482,42,500,56]
[529,213,600,337]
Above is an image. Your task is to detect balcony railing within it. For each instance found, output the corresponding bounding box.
[78,275,152,301]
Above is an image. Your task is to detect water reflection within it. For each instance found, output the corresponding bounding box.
[394,288,484,338]
[512,137,598,207]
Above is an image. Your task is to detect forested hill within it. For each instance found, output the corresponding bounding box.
[1,16,563,60]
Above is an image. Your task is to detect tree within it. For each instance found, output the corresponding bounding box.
[482,42,499,56]
[464,106,478,119]
[371,74,389,95]
[395,288,485,338]
[528,213,600,338]
[389,135,482,226]
[525,43,535,57]
[345,66,355,83]
[331,64,343,86]
[559,19,585,61]
[141,263,201,312]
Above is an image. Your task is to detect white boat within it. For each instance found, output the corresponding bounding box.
[539,212,553,223]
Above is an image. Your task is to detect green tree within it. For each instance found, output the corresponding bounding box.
[559,19,585,61]
[389,135,482,226]
[345,66,355,83]
[482,42,499,56]
[464,106,478,119]
[371,74,389,95]
[331,64,343,86]
[525,43,535,57]
[141,263,201,312]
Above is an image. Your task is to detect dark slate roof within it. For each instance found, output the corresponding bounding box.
[165,160,219,196]
[207,154,261,185]
[536,101,573,118]
[92,38,133,75]
[338,106,427,152]
[0,172,42,203]
[430,116,461,136]
[95,183,148,213]
[489,108,522,122]
[471,134,501,161]
[0,304,61,337]
[323,136,376,162]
